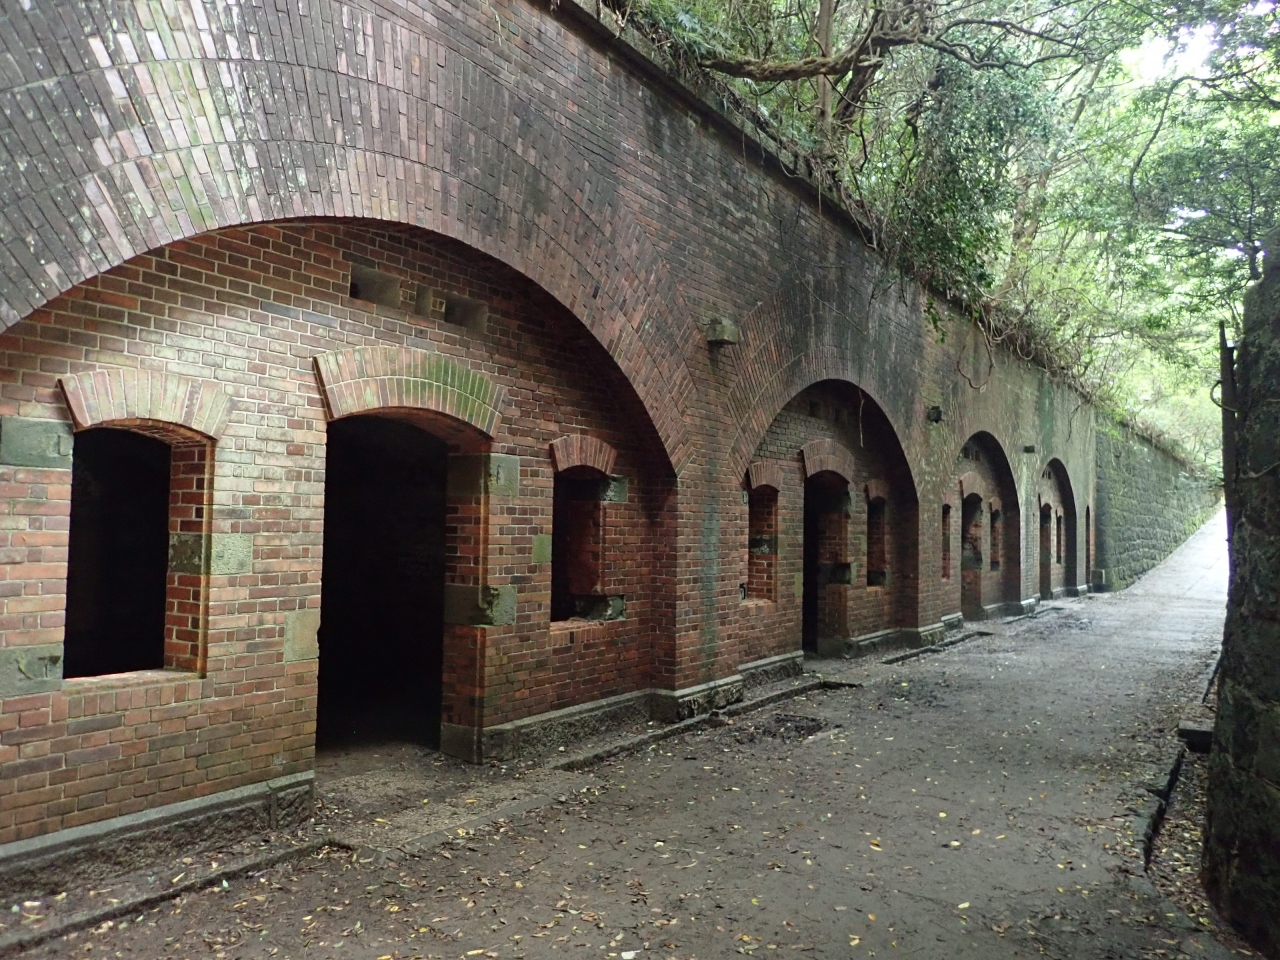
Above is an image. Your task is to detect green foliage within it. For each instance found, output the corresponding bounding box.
[614,0,1279,464]
[886,59,1054,304]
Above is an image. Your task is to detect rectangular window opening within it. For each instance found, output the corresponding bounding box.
[552,472,606,622]
[941,504,952,580]
[65,428,211,679]
[747,487,779,601]
[989,507,1002,571]
[866,496,888,587]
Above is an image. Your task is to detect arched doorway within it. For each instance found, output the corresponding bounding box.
[803,470,851,652]
[1037,459,1079,599]
[961,492,985,619]
[1039,503,1054,600]
[1085,505,1092,588]
[955,433,1021,619]
[316,414,466,750]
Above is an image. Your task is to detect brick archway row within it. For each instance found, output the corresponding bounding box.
[59,369,232,440]
[314,346,506,438]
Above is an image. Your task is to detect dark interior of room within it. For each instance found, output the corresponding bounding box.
[316,415,448,750]
[64,428,171,678]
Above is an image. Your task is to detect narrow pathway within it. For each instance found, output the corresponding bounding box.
[22,513,1235,960]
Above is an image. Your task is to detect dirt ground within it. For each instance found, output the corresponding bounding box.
[11,513,1253,960]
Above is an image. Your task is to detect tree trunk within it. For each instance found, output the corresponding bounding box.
[1203,229,1280,957]
[815,0,835,137]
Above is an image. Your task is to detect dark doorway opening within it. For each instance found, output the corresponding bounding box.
[960,493,984,619]
[1040,503,1054,600]
[317,415,448,750]
[64,428,171,678]
[803,472,849,653]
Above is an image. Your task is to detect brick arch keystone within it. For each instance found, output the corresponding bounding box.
[59,370,231,440]
[747,460,785,492]
[313,347,505,438]
[800,440,857,484]
[0,1,695,473]
[550,435,618,476]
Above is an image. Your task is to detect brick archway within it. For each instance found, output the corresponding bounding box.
[313,346,507,438]
[550,435,618,475]
[956,431,1022,612]
[59,370,232,440]
[801,439,858,483]
[0,2,697,474]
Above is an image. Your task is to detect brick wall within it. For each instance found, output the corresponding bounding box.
[0,221,674,843]
[0,0,1211,847]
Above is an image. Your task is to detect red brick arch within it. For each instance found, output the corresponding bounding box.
[0,2,696,474]
[801,439,857,483]
[550,435,618,475]
[747,460,786,492]
[313,347,506,439]
[59,369,232,440]
[957,471,986,501]
[864,479,890,502]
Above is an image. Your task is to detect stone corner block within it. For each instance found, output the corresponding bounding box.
[0,417,73,469]
[531,533,553,564]
[603,475,629,503]
[443,583,517,626]
[0,644,63,697]
[284,609,321,662]
[487,454,520,498]
[168,532,207,575]
[447,454,521,499]
[440,722,484,763]
[210,533,253,575]
[648,675,744,723]
[268,771,315,828]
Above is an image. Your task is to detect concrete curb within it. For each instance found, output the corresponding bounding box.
[880,630,992,665]
[550,676,862,772]
[1139,748,1186,868]
[0,835,342,958]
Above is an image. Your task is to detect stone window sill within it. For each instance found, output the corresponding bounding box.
[61,668,202,693]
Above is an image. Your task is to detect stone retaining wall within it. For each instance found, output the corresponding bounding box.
[1093,424,1221,591]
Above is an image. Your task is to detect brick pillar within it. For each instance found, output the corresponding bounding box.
[164,440,212,672]
[439,452,519,762]
[1203,234,1280,954]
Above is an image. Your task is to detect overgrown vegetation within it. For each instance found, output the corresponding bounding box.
[601,0,1279,467]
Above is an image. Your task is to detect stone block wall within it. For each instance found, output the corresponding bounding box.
[1203,234,1280,959]
[1093,424,1221,591]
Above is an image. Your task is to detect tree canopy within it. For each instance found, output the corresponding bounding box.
[610,0,1280,465]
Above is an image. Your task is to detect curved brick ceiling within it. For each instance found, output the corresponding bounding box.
[0,0,697,472]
